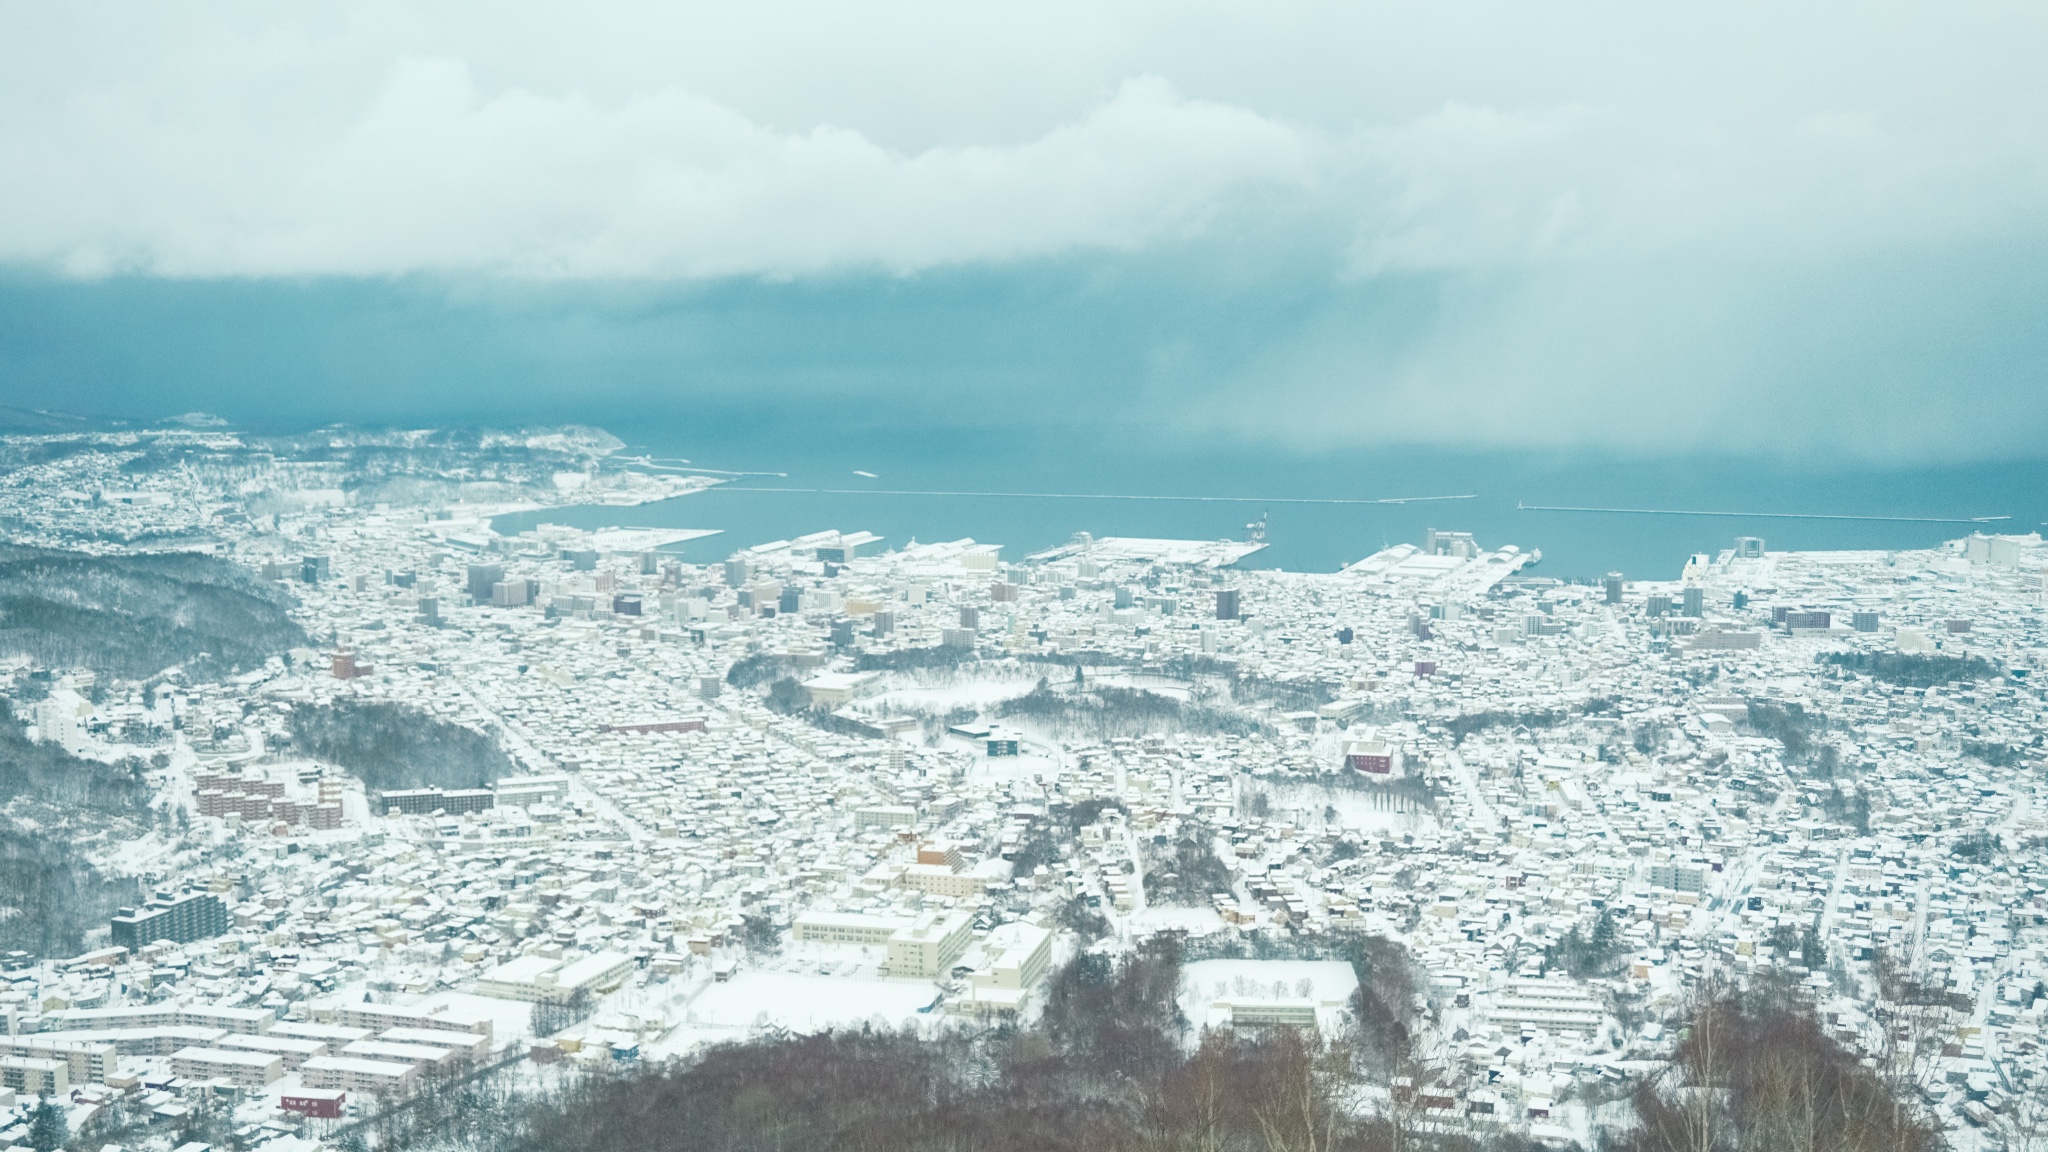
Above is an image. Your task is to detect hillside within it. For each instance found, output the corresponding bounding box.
[0,698,149,957]
[0,546,305,680]
[288,699,517,794]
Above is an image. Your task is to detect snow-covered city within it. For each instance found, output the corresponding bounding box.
[2,427,2044,1152]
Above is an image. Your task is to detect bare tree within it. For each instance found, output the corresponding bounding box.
[1244,1029,1352,1152]
[1613,984,1939,1152]
[2004,1068,2048,1152]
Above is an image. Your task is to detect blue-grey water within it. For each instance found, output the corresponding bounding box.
[4,274,2039,578]
[494,429,2043,580]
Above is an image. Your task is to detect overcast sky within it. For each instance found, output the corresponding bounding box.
[3,1,2045,458]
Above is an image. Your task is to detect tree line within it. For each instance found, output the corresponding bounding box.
[346,933,1937,1152]
[0,545,306,680]
[996,681,1268,741]
[288,699,517,793]
[0,696,148,957]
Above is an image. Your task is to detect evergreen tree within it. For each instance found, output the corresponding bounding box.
[27,1098,66,1152]
[1592,907,1617,952]
[1801,922,1827,970]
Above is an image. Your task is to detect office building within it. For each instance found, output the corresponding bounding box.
[341,1039,461,1073]
[0,1037,114,1084]
[171,1046,283,1089]
[466,563,505,603]
[493,775,568,807]
[1487,979,1606,1034]
[1215,589,1241,620]
[803,671,881,707]
[473,951,633,1004]
[792,911,910,946]
[378,1028,488,1064]
[1344,739,1393,774]
[111,890,228,950]
[220,1033,327,1070]
[1603,573,1623,605]
[0,1056,66,1095]
[300,1055,420,1098]
[334,1003,492,1040]
[887,911,975,979]
[973,924,1052,990]
[855,805,916,832]
[380,788,495,816]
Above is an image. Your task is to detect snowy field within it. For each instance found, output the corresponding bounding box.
[1180,959,1359,1006]
[1125,906,1228,936]
[961,745,1064,784]
[1178,959,1360,1032]
[873,674,1042,714]
[1263,781,1436,836]
[1089,672,1196,701]
[682,970,942,1033]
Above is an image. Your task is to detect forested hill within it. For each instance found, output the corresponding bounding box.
[356,937,1939,1152]
[0,697,150,813]
[0,546,305,680]
[0,697,148,958]
[0,544,271,957]
[113,424,627,508]
[288,699,518,794]
[0,824,139,959]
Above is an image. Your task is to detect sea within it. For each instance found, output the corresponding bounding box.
[490,426,2046,581]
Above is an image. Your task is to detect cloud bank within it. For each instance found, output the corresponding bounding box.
[2,2,2046,458]
[7,2,2045,281]
[6,64,1316,279]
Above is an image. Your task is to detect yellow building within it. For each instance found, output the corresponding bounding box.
[887,912,974,979]
[972,924,1052,990]
[792,911,909,947]
[902,863,984,899]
